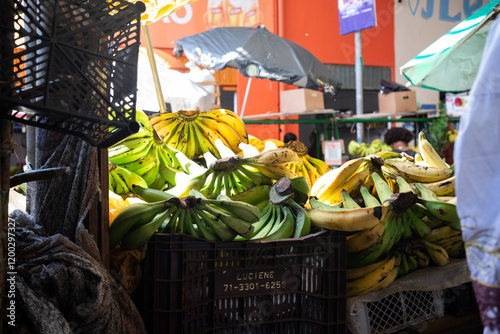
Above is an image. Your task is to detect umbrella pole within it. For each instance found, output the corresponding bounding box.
[355,31,364,143]
[142,25,167,114]
[240,77,252,119]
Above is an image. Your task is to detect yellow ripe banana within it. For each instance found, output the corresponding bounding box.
[108,138,153,164]
[313,157,368,201]
[324,165,371,205]
[419,175,455,196]
[383,158,453,183]
[414,153,429,167]
[206,108,249,144]
[197,115,244,154]
[424,225,462,243]
[153,119,176,133]
[307,204,389,232]
[346,254,392,281]
[248,134,265,152]
[149,112,177,126]
[296,162,312,189]
[418,131,449,169]
[251,164,297,181]
[420,240,450,266]
[156,118,183,141]
[370,254,401,292]
[302,156,322,186]
[307,155,332,176]
[346,221,385,253]
[346,253,397,297]
[243,148,301,166]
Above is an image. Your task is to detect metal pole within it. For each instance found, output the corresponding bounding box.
[240,77,252,119]
[355,31,364,143]
[143,25,167,114]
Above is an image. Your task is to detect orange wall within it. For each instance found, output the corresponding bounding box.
[147,0,395,142]
[239,0,395,141]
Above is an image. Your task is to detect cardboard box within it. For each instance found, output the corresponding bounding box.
[378,90,417,113]
[280,88,325,113]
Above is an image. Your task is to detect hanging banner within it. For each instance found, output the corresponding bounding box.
[337,0,377,35]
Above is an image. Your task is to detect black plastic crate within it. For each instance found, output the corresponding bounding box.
[0,0,145,148]
[142,229,347,334]
[443,282,478,317]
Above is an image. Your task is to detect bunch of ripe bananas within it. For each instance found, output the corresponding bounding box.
[149,109,248,159]
[305,131,464,296]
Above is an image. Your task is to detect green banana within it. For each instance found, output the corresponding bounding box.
[360,185,381,207]
[371,171,394,204]
[109,201,171,247]
[396,176,415,193]
[406,207,432,238]
[199,204,254,239]
[114,165,149,190]
[418,199,461,231]
[120,206,177,250]
[414,183,440,201]
[289,201,311,238]
[229,184,271,205]
[196,209,238,241]
[251,205,280,240]
[340,189,361,209]
[261,205,295,240]
[200,198,260,223]
[190,209,218,241]
[132,185,176,202]
[290,176,310,205]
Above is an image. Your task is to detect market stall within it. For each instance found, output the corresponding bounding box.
[1,1,476,333]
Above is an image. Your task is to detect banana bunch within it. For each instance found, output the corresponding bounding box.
[108,111,208,194]
[109,162,149,195]
[348,139,393,157]
[311,152,398,206]
[239,177,311,241]
[282,141,332,189]
[346,253,402,297]
[149,109,248,160]
[165,146,302,198]
[110,186,261,248]
[418,131,449,169]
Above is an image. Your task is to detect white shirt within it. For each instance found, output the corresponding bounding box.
[454,18,500,287]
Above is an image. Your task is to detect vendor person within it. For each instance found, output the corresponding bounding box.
[383,127,416,157]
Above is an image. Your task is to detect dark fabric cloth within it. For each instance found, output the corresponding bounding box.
[10,210,147,334]
[472,280,500,333]
[13,129,146,333]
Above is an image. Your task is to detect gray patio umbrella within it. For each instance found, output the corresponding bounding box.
[173,25,341,117]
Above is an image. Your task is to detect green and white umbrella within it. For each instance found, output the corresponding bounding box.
[400,0,500,92]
